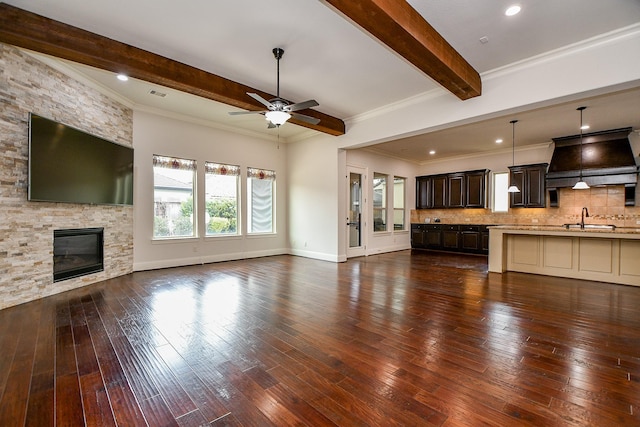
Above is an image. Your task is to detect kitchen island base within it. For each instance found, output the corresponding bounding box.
[489,226,640,286]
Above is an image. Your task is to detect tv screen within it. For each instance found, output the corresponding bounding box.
[28,113,134,206]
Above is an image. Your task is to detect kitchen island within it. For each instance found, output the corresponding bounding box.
[488,225,640,286]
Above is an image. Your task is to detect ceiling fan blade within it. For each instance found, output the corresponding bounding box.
[291,112,321,125]
[228,110,267,116]
[247,92,274,109]
[287,99,319,112]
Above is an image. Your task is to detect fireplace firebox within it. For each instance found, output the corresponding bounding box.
[53,228,104,282]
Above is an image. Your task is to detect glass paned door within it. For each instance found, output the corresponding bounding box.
[349,172,362,248]
[347,166,366,258]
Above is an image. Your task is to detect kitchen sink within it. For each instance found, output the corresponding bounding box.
[563,223,617,230]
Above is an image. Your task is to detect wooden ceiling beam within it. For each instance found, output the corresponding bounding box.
[323,0,481,100]
[0,3,345,136]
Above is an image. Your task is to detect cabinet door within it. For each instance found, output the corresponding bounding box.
[416,177,431,209]
[432,175,447,208]
[411,226,425,248]
[425,227,442,248]
[461,232,480,252]
[442,226,460,250]
[447,174,465,208]
[526,167,546,207]
[481,232,490,254]
[509,169,525,207]
[465,172,486,208]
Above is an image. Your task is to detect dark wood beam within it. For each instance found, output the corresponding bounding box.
[0,3,345,136]
[323,0,481,100]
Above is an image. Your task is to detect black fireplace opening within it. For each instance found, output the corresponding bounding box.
[53,228,104,282]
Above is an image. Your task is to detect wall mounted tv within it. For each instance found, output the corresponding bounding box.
[28,113,134,206]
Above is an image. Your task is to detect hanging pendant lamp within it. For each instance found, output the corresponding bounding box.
[572,106,590,190]
[507,119,521,193]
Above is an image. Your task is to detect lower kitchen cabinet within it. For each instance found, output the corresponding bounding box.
[411,224,490,255]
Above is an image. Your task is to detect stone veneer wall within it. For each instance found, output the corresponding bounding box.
[411,186,640,227]
[0,43,133,310]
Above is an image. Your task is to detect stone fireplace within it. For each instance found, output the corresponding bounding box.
[0,43,133,310]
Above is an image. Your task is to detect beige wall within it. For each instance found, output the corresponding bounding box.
[0,44,133,309]
[412,186,640,228]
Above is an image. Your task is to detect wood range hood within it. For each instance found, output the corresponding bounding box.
[546,127,639,205]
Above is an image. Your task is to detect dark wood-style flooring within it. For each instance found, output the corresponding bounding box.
[1,250,639,426]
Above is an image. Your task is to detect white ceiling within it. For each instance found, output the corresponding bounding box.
[6,0,640,162]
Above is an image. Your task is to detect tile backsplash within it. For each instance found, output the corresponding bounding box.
[411,186,640,228]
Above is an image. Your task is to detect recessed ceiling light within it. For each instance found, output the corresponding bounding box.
[505,5,521,16]
[581,124,590,130]
[495,139,503,144]
[429,150,436,155]
[116,74,129,82]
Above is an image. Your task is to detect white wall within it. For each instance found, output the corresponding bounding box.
[287,135,341,261]
[133,111,289,271]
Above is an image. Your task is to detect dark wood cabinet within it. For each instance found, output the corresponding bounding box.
[460,225,481,252]
[509,163,547,208]
[411,224,426,247]
[465,171,487,208]
[481,230,490,252]
[442,225,460,250]
[425,225,442,248]
[431,175,448,208]
[415,170,488,209]
[447,174,465,208]
[416,177,431,209]
[411,224,489,254]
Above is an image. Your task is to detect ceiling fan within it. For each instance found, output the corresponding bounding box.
[228,47,320,128]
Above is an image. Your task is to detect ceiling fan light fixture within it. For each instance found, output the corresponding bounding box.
[265,110,291,126]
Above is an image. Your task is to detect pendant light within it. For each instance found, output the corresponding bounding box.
[507,119,520,193]
[572,106,590,190]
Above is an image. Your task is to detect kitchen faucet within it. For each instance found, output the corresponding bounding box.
[581,207,589,229]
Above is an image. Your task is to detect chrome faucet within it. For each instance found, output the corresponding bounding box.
[581,207,589,229]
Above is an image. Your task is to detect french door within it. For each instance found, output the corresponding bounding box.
[347,166,366,258]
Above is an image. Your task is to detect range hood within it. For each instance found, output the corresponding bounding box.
[546,127,638,206]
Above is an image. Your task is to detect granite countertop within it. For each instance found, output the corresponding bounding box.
[489,225,640,235]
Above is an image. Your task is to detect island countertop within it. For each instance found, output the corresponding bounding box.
[488,225,640,286]
[488,224,640,235]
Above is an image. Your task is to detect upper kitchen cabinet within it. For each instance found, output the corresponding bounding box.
[416,170,488,209]
[465,170,488,208]
[509,163,548,208]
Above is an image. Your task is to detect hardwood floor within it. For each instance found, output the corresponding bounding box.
[1,250,639,426]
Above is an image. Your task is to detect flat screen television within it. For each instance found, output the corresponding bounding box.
[28,113,134,206]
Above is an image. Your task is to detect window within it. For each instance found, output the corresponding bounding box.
[373,173,387,232]
[247,167,275,234]
[393,177,406,230]
[153,155,196,238]
[493,172,509,212]
[205,162,240,236]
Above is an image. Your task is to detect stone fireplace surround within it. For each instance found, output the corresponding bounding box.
[0,43,133,310]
